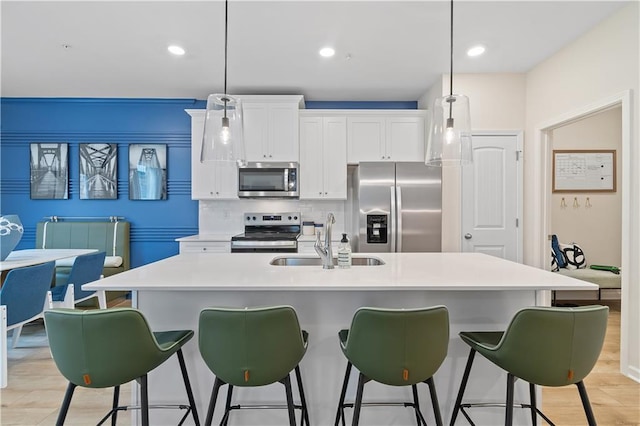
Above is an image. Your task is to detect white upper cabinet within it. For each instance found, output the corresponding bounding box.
[299,115,347,200]
[347,111,427,163]
[187,109,238,200]
[241,95,304,162]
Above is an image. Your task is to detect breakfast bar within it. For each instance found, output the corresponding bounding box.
[84,252,597,426]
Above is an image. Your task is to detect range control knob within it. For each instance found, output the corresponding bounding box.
[246,216,251,221]
[252,216,257,221]
[288,216,292,220]
[294,216,298,220]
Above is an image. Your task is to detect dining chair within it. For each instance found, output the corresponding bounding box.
[198,305,310,426]
[449,305,608,426]
[45,307,200,425]
[50,251,107,309]
[1,261,55,388]
[334,306,449,426]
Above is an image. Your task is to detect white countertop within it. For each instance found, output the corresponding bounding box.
[84,252,597,292]
[175,234,235,242]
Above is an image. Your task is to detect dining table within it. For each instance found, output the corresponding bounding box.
[0,248,98,283]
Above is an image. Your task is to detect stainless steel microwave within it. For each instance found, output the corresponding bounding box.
[238,162,299,198]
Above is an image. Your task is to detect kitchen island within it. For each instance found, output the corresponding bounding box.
[84,252,597,426]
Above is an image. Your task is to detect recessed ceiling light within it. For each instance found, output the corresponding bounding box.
[467,45,486,57]
[319,47,335,58]
[168,45,186,56]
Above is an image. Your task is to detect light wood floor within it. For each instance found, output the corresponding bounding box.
[1,299,638,425]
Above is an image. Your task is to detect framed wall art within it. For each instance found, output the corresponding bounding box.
[29,142,69,199]
[79,143,118,199]
[552,149,616,193]
[128,144,167,200]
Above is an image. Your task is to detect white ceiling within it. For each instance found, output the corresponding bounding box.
[0,1,630,101]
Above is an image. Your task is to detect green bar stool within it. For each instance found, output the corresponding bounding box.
[44,308,200,426]
[449,305,608,426]
[198,305,310,426]
[335,306,449,426]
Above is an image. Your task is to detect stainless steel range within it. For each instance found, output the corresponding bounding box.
[231,212,301,253]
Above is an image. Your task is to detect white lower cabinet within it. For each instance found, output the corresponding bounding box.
[299,116,347,199]
[187,109,238,200]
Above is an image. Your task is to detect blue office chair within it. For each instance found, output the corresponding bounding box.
[1,261,55,388]
[50,251,107,309]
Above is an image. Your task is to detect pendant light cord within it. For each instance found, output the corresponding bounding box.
[223,0,229,117]
[224,0,228,96]
[448,0,454,120]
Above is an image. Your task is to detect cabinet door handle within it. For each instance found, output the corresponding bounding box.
[381,155,385,159]
[325,192,328,195]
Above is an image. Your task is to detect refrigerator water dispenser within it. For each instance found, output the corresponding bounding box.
[366,215,388,244]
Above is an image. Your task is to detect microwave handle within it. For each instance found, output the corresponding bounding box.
[284,169,289,190]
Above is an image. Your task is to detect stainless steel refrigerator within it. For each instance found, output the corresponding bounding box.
[352,162,441,252]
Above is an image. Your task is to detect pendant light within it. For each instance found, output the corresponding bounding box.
[200,0,246,166]
[426,0,473,167]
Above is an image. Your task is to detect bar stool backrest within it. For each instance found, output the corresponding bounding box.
[491,305,608,387]
[343,306,449,386]
[199,306,307,387]
[44,308,175,389]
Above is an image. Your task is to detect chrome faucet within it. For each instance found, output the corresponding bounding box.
[314,213,336,269]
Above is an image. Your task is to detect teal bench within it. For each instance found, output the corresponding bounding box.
[35,221,130,286]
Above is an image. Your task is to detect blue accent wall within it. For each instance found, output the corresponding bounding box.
[1,98,416,267]
[305,101,418,109]
[0,98,204,267]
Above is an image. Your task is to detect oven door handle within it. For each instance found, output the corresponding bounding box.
[231,240,298,248]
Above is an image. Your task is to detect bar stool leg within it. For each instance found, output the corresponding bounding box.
[221,385,234,426]
[111,385,120,426]
[505,373,515,426]
[411,384,422,426]
[351,372,367,426]
[282,374,297,426]
[449,348,476,426]
[55,382,77,426]
[335,362,353,426]
[177,349,201,426]
[205,377,224,426]
[426,377,443,426]
[529,383,537,426]
[576,381,597,426]
[294,365,310,426]
[140,374,149,426]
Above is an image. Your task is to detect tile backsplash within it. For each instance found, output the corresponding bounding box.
[199,199,347,236]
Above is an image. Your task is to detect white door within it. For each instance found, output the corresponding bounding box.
[462,133,522,262]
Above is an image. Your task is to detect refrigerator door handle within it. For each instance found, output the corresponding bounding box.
[390,186,396,252]
[396,185,403,252]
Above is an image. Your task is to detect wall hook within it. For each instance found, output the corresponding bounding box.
[585,197,592,208]
[573,197,580,208]
[560,197,567,208]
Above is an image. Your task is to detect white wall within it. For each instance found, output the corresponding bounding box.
[423,73,526,251]
[551,107,622,267]
[525,3,639,379]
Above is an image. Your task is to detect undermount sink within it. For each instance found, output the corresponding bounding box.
[270,256,385,267]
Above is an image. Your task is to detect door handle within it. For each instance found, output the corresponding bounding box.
[464,233,472,240]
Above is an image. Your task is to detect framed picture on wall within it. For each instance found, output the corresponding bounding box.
[552,149,616,193]
[79,143,118,199]
[29,142,69,199]
[128,144,167,200]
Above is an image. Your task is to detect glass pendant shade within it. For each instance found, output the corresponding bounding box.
[200,93,246,166]
[426,94,473,166]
